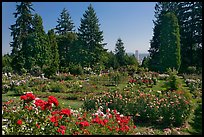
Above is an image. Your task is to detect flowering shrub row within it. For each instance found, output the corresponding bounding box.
[2,92,136,135]
[83,88,192,127]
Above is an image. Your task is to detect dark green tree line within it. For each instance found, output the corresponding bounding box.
[148,2,202,73]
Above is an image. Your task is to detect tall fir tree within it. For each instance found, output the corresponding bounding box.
[55,8,76,71]
[177,2,202,72]
[159,12,181,72]
[78,4,106,67]
[56,8,75,35]
[10,2,34,73]
[114,38,126,67]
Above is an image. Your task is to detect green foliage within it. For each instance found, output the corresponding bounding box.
[69,64,84,75]
[78,4,106,67]
[2,94,136,135]
[187,66,197,74]
[190,99,202,135]
[57,32,77,70]
[125,54,139,67]
[49,82,66,93]
[47,29,59,77]
[92,63,105,75]
[83,89,192,127]
[30,66,42,77]
[2,54,13,73]
[104,51,119,69]
[141,56,150,69]
[115,38,126,67]
[33,15,51,70]
[42,65,54,78]
[2,66,13,74]
[149,2,202,73]
[56,8,75,35]
[164,68,179,91]
[126,65,138,76]
[10,2,34,73]
[159,12,181,73]
[50,73,75,81]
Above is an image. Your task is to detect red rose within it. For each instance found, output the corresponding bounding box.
[79,121,90,127]
[50,116,58,123]
[20,95,27,100]
[48,96,59,107]
[17,119,22,125]
[60,108,71,116]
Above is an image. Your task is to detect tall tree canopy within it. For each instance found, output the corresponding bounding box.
[46,29,59,76]
[149,2,202,73]
[27,14,51,70]
[159,12,181,72]
[55,8,77,72]
[78,4,106,67]
[10,2,34,73]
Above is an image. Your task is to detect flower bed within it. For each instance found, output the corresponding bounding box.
[83,88,192,127]
[2,92,136,135]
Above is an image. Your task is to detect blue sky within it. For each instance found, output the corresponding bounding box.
[2,2,156,55]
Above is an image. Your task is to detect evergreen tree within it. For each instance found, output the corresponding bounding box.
[55,8,77,72]
[125,54,138,66]
[148,2,172,71]
[47,29,59,76]
[10,2,34,73]
[78,4,106,67]
[114,38,126,67]
[149,2,202,73]
[141,56,150,68]
[159,12,181,72]
[56,32,77,71]
[29,14,51,70]
[177,2,202,72]
[56,8,75,35]
[104,51,119,69]
[2,54,13,73]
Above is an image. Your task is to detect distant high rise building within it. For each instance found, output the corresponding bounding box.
[135,50,139,61]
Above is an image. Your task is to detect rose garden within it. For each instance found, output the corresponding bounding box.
[2,68,202,135]
[2,2,202,135]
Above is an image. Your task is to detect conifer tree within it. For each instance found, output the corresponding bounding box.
[149,2,202,73]
[10,2,34,73]
[78,4,106,67]
[29,14,51,70]
[159,12,181,72]
[47,29,59,76]
[114,38,126,67]
[56,8,75,35]
[55,8,76,71]
[47,29,59,75]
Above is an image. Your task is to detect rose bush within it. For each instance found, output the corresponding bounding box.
[83,87,192,127]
